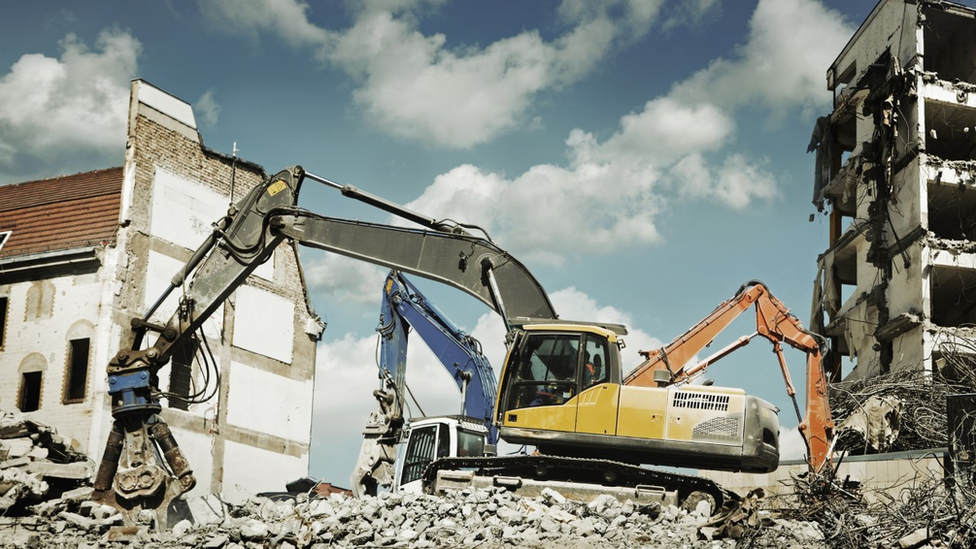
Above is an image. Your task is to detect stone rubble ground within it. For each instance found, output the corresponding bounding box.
[0,483,829,549]
[0,410,93,515]
[0,410,828,548]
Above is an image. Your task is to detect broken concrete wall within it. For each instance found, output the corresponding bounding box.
[811,1,976,379]
[85,79,322,503]
[0,267,120,454]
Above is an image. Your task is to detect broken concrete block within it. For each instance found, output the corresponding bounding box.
[171,518,192,537]
[540,487,567,505]
[202,533,229,549]
[26,447,48,461]
[91,503,120,521]
[58,511,96,531]
[61,486,94,502]
[0,457,32,470]
[25,460,93,480]
[1,438,34,459]
[239,518,269,540]
[898,527,930,549]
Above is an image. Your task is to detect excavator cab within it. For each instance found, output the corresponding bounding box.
[496,323,781,473]
[497,324,625,445]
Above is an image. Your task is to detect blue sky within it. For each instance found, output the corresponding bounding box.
[1,0,909,486]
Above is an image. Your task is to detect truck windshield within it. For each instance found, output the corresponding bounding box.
[456,429,484,457]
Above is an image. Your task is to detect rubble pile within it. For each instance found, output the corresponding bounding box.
[784,470,976,549]
[0,410,92,515]
[0,485,828,549]
[830,364,975,454]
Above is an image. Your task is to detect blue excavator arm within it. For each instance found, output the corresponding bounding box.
[378,271,498,442]
[350,270,498,496]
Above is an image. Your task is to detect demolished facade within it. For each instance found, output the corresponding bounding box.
[0,79,324,503]
[809,0,976,383]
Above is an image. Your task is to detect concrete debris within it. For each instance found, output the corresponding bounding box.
[0,410,93,514]
[0,484,832,548]
[836,395,902,452]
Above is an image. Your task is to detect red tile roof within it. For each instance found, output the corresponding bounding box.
[0,167,123,259]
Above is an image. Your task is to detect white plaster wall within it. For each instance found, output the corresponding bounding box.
[221,439,308,504]
[135,81,197,129]
[168,427,216,499]
[225,360,313,442]
[832,3,919,91]
[887,243,924,318]
[232,285,294,364]
[144,250,223,340]
[0,274,102,452]
[891,326,926,373]
[252,250,274,282]
[150,169,227,251]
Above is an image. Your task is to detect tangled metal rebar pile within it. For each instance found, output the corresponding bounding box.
[829,354,976,455]
[777,468,976,549]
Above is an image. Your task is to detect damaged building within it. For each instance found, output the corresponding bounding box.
[809,0,976,383]
[703,0,976,497]
[0,79,324,503]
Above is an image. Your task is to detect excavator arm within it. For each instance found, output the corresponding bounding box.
[350,270,498,496]
[94,166,554,528]
[623,280,835,474]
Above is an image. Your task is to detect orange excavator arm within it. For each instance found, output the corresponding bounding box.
[623,280,835,473]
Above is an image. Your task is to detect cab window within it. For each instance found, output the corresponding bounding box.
[401,425,437,485]
[582,334,611,389]
[507,334,580,408]
[457,429,485,457]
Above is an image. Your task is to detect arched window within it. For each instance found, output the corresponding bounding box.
[18,353,47,412]
[25,281,55,321]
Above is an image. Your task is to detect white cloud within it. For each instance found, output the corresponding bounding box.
[195,90,221,129]
[198,0,333,50]
[303,254,388,305]
[403,160,663,265]
[0,29,140,183]
[779,425,808,461]
[201,0,664,149]
[660,0,721,32]
[668,152,780,208]
[399,0,851,258]
[672,0,851,116]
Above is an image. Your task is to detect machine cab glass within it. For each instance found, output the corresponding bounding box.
[503,330,612,412]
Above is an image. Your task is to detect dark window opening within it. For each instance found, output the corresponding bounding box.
[506,333,581,410]
[930,266,976,327]
[924,100,976,162]
[927,183,976,240]
[19,371,42,412]
[923,8,976,84]
[0,296,7,349]
[64,338,90,403]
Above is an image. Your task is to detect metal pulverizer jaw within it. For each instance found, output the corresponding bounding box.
[92,348,196,530]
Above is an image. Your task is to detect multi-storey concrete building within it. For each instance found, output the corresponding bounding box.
[0,79,324,503]
[810,0,976,383]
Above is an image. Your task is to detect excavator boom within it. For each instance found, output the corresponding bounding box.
[94,166,553,527]
[624,280,835,473]
[350,271,498,496]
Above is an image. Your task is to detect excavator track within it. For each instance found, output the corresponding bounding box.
[422,454,739,510]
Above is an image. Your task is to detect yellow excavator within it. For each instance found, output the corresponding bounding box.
[91,166,834,527]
